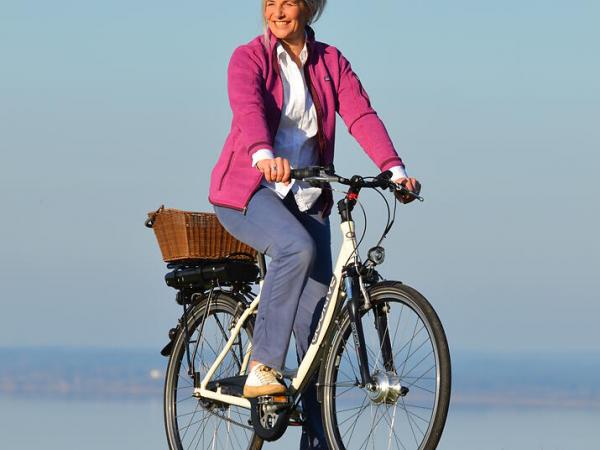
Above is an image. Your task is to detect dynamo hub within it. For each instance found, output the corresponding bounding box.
[366,371,409,404]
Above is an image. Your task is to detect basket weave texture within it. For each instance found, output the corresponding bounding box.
[147,206,257,262]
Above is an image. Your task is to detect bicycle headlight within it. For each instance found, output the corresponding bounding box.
[368,246,385,265]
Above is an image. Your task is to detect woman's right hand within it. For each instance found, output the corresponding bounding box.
[256,157,291,185]
[393,177,422,204]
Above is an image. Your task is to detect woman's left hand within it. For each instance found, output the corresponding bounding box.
[393,177,421,204]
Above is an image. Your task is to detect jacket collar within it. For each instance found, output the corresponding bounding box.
[267,25,316,54]
[276,40,309,67]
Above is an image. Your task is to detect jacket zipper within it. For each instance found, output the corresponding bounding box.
[304,43,333,217]
[304,53,327,162]
[272,48,284,129]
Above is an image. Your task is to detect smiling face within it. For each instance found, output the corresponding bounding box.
[264,0,309,44]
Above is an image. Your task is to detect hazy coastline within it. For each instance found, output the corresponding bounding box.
[2,347,598,409]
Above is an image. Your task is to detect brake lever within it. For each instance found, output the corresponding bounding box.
[409,191,425,202]
[391,184,424,202]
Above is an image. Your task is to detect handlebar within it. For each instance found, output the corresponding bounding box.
[290,165,423,202]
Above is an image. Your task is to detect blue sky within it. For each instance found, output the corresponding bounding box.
[1,0,598,353]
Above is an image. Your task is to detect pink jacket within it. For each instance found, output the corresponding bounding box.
[209,27,404,215]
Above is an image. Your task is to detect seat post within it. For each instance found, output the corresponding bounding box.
[257,253,267,279]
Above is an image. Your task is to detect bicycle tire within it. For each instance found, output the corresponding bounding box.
[320,281,451,450]
[164,291,263,450]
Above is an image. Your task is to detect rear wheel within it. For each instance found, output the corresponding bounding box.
[164,291,263,450]
[320,282,451,450]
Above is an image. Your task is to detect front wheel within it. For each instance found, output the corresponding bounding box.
[320,282,451,450]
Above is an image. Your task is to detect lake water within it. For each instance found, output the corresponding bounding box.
[0,397,597,449]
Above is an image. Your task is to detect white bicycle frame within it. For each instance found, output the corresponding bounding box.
[195,220,359,409]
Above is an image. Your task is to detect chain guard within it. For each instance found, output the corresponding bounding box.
[249,396,292,441]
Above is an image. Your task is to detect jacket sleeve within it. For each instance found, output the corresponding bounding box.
[227,46,274,156]
[336,52,405,171]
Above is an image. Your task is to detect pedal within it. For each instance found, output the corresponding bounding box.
[257,394,292,406]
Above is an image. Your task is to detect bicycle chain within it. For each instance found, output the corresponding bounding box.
[198,401,254,431]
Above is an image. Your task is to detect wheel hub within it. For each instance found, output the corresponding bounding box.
[366,371,409,404]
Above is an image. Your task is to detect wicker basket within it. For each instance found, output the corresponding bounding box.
[146,206,258,262]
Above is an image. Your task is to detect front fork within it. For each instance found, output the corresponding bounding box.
[344,270,396,387]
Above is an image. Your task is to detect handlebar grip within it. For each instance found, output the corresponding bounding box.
[290,166,322,180]
[377,170,393,181]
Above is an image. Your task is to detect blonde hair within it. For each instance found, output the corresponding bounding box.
[262,0,327,43]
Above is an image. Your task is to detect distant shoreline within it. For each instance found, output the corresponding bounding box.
[2,390,599,411]
[2,347,599,409]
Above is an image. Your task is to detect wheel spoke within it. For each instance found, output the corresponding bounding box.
[403,365,435,390]
[381,405,407,450]
[176,394,194,404]
[398,319,423,378]
[356,405,381,450]
[407,383,436,395]
[386,404,398,450]
[401,403,433,411]
[390,304,405,354]
[340,395,369,442]
[401,352,434,380]
[334,383,359,399]
[179,412,209,433]
[214,313,244,369]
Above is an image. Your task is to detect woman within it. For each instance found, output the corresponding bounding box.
[209,0,420,447]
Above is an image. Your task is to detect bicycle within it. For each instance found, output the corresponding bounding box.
[156,166,451,450]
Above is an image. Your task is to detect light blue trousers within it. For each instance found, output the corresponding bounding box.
[214,187,332,449]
